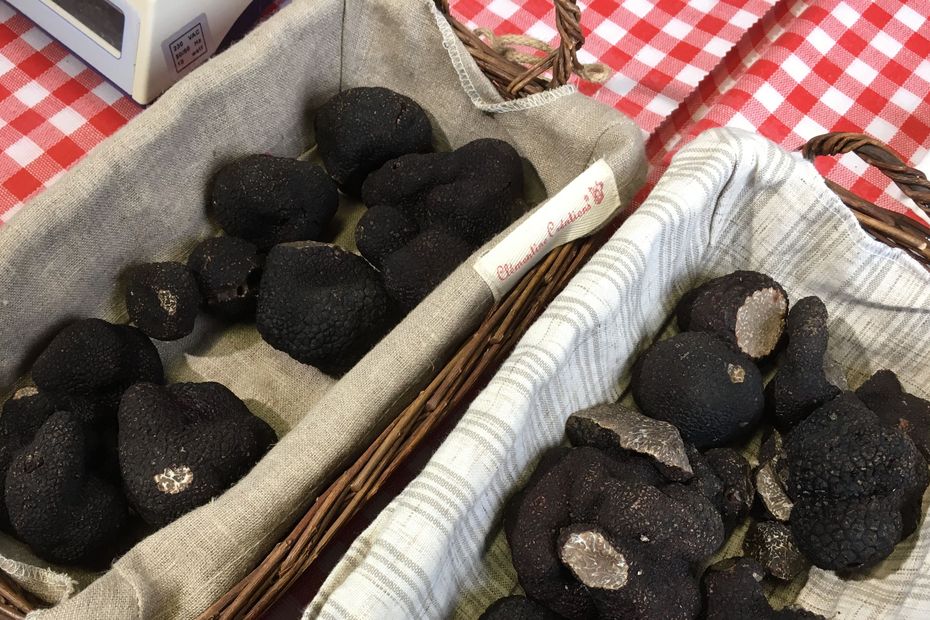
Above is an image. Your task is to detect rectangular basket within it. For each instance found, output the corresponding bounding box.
[0,0,645,618]
[309,127,930,620]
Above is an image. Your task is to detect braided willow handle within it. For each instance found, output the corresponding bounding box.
[435,0,585,96]
[802,132,930,268]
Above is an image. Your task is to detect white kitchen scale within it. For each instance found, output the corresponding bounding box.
[6,0,275,103]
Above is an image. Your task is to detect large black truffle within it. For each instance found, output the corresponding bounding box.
[314,87,433,196]
[125,262,202,341]
[118,382,276,527]
[765,297,840,430]
[505,446,722,619]
[256,242,394,374]
[355,205,419,270]
[677,271,788,360]
[785,392,928,571]
[31,318,164,424]
[5,411,128,565]
[211,154,339,250]
[631,331,764,449]
[187,236,263,321]
[856,369,930,460]
[702,557,824,620]
[361,138,524,247]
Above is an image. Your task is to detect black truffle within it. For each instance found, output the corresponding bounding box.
[315,87,433,196]
[118,382,276,527]
[631,332,764,449]
[765,297,840,430]
[5,411,128,565]
[479,596,560,620]
[566,402,693,481]
[856,369,930,460]
[211,155,339,250]
[381,229,474,312]
[32,319,164,424]
[677,271,788,360]
[702,557,824,620]
[125,262,202,341]
[256,242,394,374]
[785,392,928,571]
[505,446,722,619]
[361,138,524,247]
[754,430,793,522]
[743,520,808,581]
[187,236,263,321]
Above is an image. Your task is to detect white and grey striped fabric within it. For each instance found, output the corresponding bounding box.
[308,127,930,620]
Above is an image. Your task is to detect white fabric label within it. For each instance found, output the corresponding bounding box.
[475,159,622,299]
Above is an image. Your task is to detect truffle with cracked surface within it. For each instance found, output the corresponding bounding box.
[125,261,201,341]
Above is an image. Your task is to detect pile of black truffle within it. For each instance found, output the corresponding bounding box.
[0,86,528,568]
[482,270,930,619]
[0,319,275,566]
[129,86,526,374]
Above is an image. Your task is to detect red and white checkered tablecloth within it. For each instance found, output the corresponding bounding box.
[0,0,929,224]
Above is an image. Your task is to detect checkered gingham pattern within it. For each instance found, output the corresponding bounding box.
[1,0,929,221]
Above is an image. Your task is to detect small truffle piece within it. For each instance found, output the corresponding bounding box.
[187,236,263,321]
[32,319,164,424]
[506,446,720,619]
[211,155,339,250]
[256,242,394,374]
[315,87,433,196]
[5,411,128,565]
[785,392,928,571]
[355,205,419,270]
[479,596,559,620]
[566,402,693,481]
[856,369,930,460]
[676,271,788,360]
[125,262,201,341]
[118,382,276,526]
[702,557,824,620]
[381,229,473,312]
[765,297,840,430]
[704,448,754,528]
[362,138,524,247]
[754,430,793,522]
[631,332,765,449]
[743,520,808,580]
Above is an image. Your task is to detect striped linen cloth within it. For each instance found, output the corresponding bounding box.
[307,127,930,620]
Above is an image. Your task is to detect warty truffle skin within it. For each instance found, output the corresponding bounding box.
[785,392,928,571]
[118,382,276,527]
[765,296,840,430]
[381,228,474,312]
[677,271,789,360]
[211,154,339,250]
[31,318,164,424]
[355,205,419,270]
[125,261,202,341]
[505,446,722,619]
[5,411,128,565]
[187,236,263,321]
[631,331,765,449]
[256,242,394,375]
[702,557,824,620]
[314,87,434,196]
[479,596,561,620]
[856,369,930,460]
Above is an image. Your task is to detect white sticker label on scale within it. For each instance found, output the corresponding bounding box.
[474,159,622,300]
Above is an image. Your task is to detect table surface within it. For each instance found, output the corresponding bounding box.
[0,0,929,616]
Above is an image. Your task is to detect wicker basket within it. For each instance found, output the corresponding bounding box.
[0,1,928,619]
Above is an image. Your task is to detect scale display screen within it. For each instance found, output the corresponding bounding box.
[46,0,125,53]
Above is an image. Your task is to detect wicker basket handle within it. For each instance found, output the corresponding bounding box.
[435,0,584,96]
[801,132,930,267]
